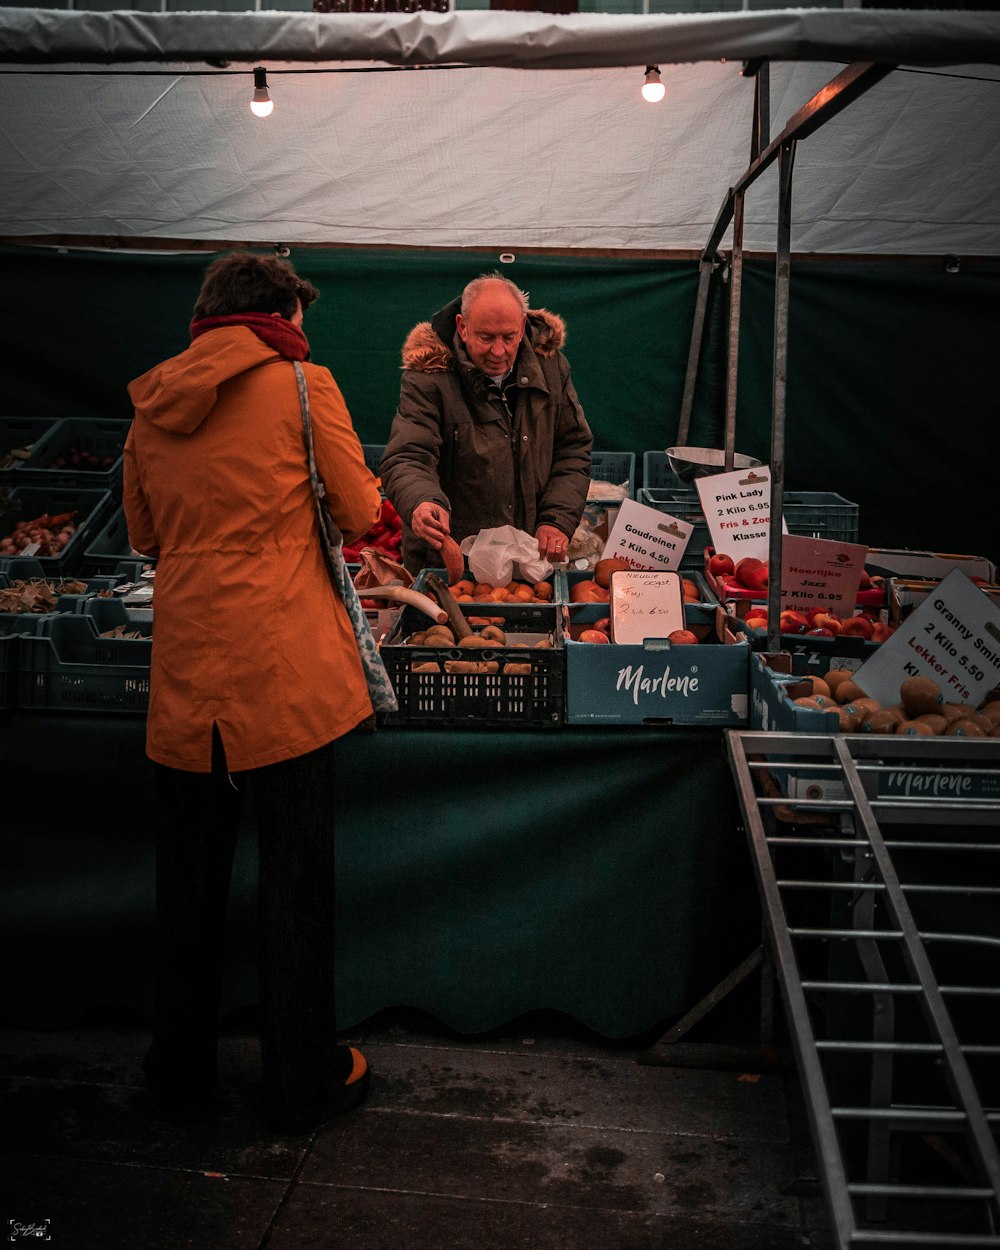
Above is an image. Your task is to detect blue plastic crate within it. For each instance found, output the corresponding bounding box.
[15,417,129,498]
[590,451,636,499]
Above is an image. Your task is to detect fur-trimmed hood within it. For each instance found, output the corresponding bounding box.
[401,297,566,372]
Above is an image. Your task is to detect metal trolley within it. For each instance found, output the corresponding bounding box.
[726,730,1000,1248]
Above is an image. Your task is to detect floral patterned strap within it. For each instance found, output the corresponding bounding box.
[293,362,398,714]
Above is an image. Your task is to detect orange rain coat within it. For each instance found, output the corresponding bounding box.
[124,327,382,773]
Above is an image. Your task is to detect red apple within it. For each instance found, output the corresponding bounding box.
[810,612,843,636]
[593,617,611,635]
[668,629,699,645]
[870,621,896,643]
[840,616,874,639]
[578,629,611,643]
[779,610,811,635]
[734,557,765,589]
[708,552,736,578]
[806,627,836,638]
[857,570,873,591]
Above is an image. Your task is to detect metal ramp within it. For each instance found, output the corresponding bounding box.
[726,730,1000,1248]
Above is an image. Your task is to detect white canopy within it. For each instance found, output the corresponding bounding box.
[2,8,999,253]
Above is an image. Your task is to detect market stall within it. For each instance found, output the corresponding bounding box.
[2,1,1000,1070]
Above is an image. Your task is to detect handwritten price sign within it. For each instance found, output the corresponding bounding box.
[853,568,1000,708]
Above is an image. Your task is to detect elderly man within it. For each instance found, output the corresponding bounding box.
[380,272,593,574]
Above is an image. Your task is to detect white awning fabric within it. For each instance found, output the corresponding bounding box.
[1,8,999,253]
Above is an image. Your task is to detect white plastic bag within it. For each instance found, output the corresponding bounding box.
[461,526,552,585]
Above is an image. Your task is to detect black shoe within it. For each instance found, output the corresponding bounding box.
[266,1047,372,1134]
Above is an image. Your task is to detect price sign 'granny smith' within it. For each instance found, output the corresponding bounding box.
[853,568,1000,708]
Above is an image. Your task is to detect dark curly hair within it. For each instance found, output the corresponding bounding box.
[193,252,319,321]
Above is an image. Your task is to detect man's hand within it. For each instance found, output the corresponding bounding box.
[411,501,451,551]
[536,524,570,563]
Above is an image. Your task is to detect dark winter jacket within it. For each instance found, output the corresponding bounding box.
[380,296,592,572]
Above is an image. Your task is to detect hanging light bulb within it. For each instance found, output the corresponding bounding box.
[641,66,665,104]
[250,67,274,118]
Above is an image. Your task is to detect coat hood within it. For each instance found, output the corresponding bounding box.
[128,327,284,434]
[401,296,566,372]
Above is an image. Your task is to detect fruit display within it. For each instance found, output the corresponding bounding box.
[790,669,1000,736]
[0,510,78,557]
[396,618,552,675]
[49,447,117,471]
[707,551,886,605]
[342,497,403,564]
[1,441,34,470]
[449,578,554,605]
[569,573,702,605]
[740,604,896,644]
[0,577,89,614]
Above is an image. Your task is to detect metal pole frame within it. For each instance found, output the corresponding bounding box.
[676,61,894,461]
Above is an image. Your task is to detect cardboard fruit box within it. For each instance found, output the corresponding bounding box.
[867,548,997,584]
[562,601,749,726]
[889,577,1000,624]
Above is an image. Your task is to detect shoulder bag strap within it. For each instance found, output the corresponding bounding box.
[293,361,398,715]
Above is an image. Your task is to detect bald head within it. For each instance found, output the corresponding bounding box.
[456,276,528,377]
[460,273,528,319]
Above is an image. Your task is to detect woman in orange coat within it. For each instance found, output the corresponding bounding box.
[124,252,381,1132]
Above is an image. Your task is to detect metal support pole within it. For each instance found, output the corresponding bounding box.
[724,64,768,473]
[765,140,795,655]
[724,194,744,474]
[677,256,715,447]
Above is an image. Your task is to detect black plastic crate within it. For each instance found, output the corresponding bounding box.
[380,601,564,726]
[591,451,636,498]
[0,632,15,710]
[641,451,682,491]
[15,417,129,497]
[638,487,859,560]
[1,417,63,486]
[81,506,146,575]
[0,613,52,710]
[0,486,114,576]
[18,606,151,713]
[362,443,385,477]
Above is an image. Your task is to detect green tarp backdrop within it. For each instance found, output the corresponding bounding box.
[1,243,995,560]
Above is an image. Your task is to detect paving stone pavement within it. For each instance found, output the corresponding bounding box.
[0,1009,834,1250]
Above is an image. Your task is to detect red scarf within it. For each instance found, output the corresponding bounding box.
[190,313,311,361]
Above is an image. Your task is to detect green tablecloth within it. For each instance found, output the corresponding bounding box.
[0,714,755,1038]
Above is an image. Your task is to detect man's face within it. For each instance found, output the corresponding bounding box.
[456,291,526,378]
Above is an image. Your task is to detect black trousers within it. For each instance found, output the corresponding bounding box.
[144,728,352,1124]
